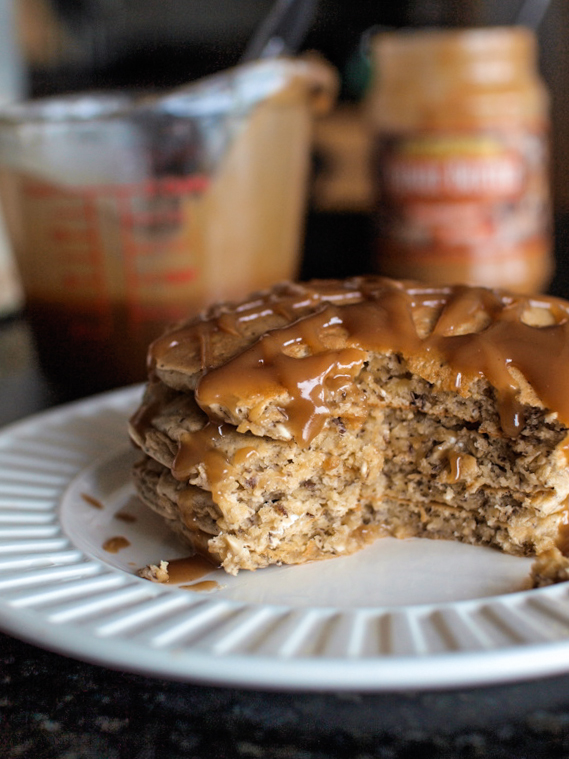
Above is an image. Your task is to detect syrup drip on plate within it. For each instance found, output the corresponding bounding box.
[81,493,104,509]
[165,555,218,584]
[102,536,131,553]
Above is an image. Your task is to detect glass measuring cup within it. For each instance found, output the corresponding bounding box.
[0,57,336,395]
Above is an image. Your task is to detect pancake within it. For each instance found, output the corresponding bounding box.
[129,276,569,581]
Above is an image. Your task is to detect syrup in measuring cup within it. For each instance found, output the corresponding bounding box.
[0,58,336,395]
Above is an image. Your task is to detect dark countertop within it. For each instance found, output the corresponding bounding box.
[4,213,569,758]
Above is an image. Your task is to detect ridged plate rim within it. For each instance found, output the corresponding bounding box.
[1,385,569,692]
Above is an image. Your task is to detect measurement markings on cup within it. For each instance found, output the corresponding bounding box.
[21,174,209,335]
[22,178,113,339]
[114,175,209,329]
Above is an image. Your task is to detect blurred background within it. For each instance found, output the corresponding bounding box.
[3,0,569,285]
[1,0,569,415]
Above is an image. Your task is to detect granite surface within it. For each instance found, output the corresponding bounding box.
[2,352,569,756]
[4,628,569,759]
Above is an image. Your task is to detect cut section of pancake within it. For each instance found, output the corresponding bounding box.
[129,276,569,579]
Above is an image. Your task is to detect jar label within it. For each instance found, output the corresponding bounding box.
[374,131,551,290]
[381,135,524,200]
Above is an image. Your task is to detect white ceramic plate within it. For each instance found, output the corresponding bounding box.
[1,385,569,692]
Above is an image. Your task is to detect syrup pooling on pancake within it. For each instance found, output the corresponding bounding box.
[148,279,377,372]
[145,278,569,451]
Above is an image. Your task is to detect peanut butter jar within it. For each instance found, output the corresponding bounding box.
[367,27,553,293]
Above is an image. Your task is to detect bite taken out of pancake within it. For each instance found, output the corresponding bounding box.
[128,276,569,583]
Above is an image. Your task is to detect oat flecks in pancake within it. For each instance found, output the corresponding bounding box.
[129,276,569,579]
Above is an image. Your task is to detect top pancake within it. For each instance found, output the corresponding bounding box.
[146,276,569,444]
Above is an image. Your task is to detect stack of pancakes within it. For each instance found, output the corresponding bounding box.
[129,276,569,581]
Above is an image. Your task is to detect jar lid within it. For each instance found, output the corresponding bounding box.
[371,26,538,85]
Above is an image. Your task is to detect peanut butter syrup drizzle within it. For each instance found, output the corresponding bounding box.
[173,423,233,495]
[148,279,369,372]
[149,279,569,454]
[447,451,465,483]
[554,496,569,556]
